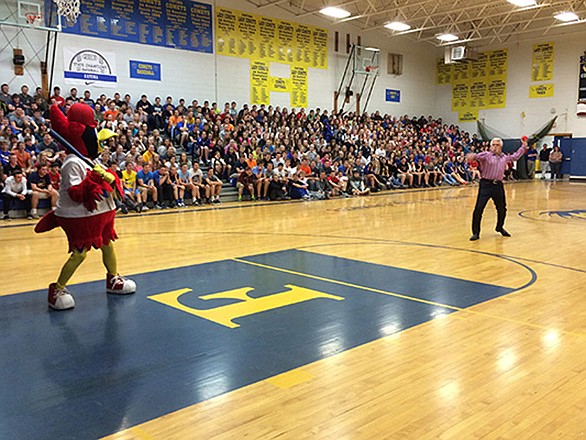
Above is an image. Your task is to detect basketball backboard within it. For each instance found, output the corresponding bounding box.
[353,45,381,76]
[0,0,61,31]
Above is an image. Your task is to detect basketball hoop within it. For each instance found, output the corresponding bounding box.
[364,65,379,75]
[25,12,43,27]
[53,0,81,24]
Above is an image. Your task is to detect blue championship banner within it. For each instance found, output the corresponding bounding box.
[130,60,161,81]
[47,0,213,54]
[385,89,401,103]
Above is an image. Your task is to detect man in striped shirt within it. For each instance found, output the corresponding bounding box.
[466,137,528,241]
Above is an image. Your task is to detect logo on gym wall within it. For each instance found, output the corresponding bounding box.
[63,48,117,88]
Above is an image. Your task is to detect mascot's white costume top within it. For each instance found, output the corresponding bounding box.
[35,102,136,310]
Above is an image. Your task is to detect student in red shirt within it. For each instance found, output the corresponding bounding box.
[50,86,65,108]
[48,163,61,190]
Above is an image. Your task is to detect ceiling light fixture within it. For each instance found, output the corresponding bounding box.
[507,0,537,7]
[319,6,351,19]
[384,21,411,31]
[436,33,459,42]
[554,11,579,22]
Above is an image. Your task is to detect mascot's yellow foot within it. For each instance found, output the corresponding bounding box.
[48,283,75,310]
[106,274,136,295]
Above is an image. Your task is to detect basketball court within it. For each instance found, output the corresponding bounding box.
[1,0,586,437]
[1,181,585,438]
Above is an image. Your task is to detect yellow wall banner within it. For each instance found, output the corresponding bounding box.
[216,7,327,106]
[276,20,294,63]
[441,48,508,113]
[269,76,291,92]
[487,78,507,108]
[311,27,328,69]
[459,109,478,122]
[250,60,270,105]
[470,53,488,79]
[532,43,554,82]
[452,62,471,82]
[238,12,260,57]
[294,24,312,66]
[469,80,488,109]
[436,58,453,84]
[529,84,554,98]
[258,16,277,61]
[290,66,308,108]
[486,49,508,78]
[216,8,239,56]
[451,81,470,111]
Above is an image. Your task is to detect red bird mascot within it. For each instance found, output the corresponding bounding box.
[35,103,136,310]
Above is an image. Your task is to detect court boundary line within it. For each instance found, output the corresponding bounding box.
[233,257,585,340]
[279,243,538,291]
[0,180,532,230]
[5,225,582,299]
[233,257,463,311]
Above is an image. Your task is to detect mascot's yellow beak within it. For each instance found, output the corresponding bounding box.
[97,128,118,153]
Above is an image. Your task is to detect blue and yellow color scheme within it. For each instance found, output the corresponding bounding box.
[0,250,518,439]
[519,208,586,222]
[385,89,401,103]
[46,0,213,53]
[129,60,161,81]
[540,209,586,220]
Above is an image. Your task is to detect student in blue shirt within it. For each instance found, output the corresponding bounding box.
[526,144,538,179]
[137,163,161,209]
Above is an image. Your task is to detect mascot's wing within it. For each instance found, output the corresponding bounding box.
[68,170,115,212]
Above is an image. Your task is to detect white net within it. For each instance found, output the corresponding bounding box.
[53,0,80,23]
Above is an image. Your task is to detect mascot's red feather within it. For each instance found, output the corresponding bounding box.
[35,103,136,311]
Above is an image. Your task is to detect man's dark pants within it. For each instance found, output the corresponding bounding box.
[1,192,31,215]
[472,179,506,235]
[157,183,175,204]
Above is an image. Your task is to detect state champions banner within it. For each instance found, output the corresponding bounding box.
[64,48,117,88]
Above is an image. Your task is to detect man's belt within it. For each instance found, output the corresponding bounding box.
[481,178,503,185]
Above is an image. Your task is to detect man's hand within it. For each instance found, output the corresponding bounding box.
[17,194,25,200]
[465,153,476,163]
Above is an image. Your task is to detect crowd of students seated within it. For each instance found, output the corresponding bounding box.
[1,81,498,218]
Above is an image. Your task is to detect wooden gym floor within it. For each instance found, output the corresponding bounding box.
[0,180,585,439]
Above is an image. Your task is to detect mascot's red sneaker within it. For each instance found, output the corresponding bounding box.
[107,274,137,295]
[48,283,75,310]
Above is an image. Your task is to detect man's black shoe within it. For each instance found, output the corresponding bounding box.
[470,234,480,241]
[496,228,511,237]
